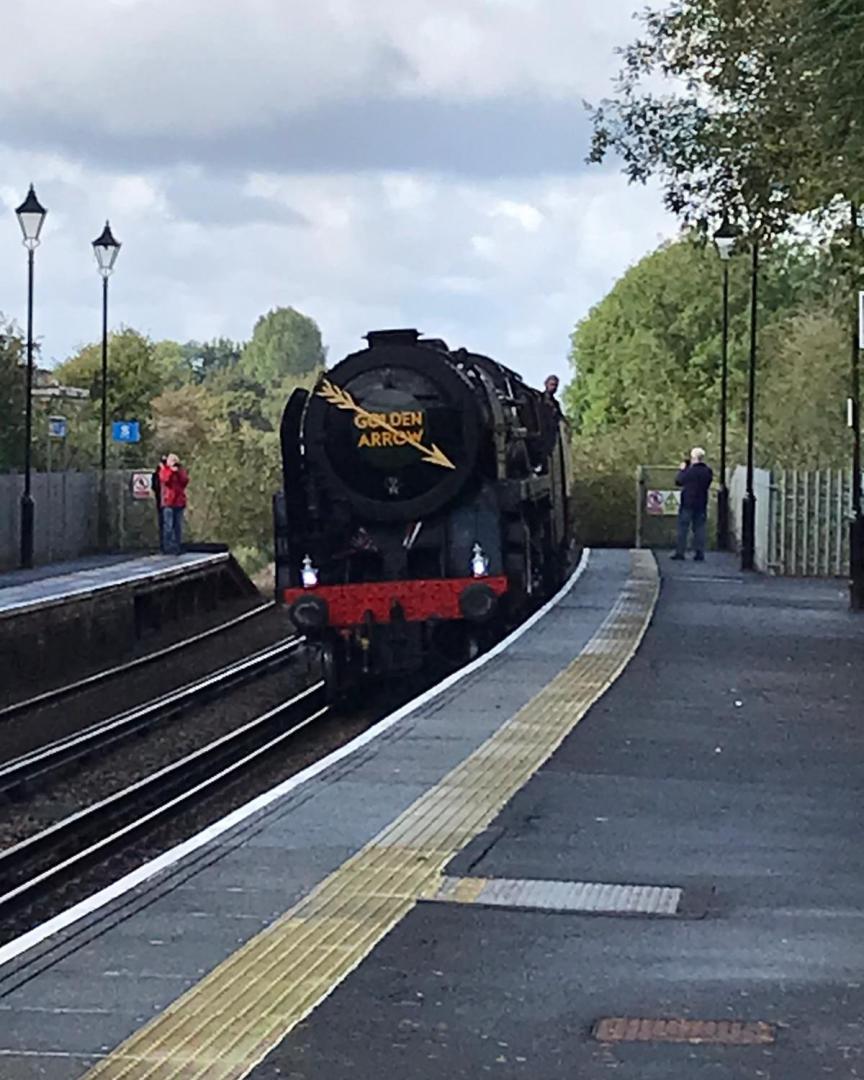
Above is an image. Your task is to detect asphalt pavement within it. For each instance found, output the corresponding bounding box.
[251,553,864,1079]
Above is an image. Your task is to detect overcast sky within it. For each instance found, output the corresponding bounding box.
[0,0,676,388]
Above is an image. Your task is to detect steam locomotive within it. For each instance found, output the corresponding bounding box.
[274,329,576,695]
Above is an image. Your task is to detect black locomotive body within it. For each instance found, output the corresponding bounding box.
[274,329,576,694]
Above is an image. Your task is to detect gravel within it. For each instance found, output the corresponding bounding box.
[0,602,297,764]
[0,650,319,850]
[0,671,434,945]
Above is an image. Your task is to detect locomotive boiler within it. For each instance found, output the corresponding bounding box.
[274,328,576,694]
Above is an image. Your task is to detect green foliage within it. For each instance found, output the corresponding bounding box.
[587,0,864,239]
[202,369,274,432]
[146,310,326,563]
[5,303,323,565]
[192,337,243,381]
[149,384,217,457]
[241,307,326,384]
[186,426,282,553]
[0,318,25,472]
[54,329,167,445]
[759,309,851,467]
[566,236,816,462]
[566,235,855,542]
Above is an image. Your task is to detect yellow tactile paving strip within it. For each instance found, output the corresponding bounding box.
[82,550,658,1080]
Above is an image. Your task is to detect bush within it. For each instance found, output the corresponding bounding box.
[572,470,636,547]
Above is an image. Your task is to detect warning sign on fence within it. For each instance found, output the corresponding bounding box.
[131,472,153,500]
[646,489,680,516]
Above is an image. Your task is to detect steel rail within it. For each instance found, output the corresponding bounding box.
[0,634,304,794]
[0,600,277,722]
[0,681,328,913]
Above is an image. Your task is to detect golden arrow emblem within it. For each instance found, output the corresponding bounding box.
[317,378,456,470]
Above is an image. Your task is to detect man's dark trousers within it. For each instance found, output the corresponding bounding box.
[676,507,706,558]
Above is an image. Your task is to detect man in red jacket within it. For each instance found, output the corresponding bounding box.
[158,453,189,554]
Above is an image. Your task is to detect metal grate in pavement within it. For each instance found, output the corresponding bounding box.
[593,1017,776,1045]
[433,876,682,916]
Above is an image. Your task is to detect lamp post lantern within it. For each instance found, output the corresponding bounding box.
[713,215,737,551]
[15,185,47,569]
[92,221,121,549]
[741,238,759,571]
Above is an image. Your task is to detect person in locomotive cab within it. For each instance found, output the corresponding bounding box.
[542,374,563,418]
[158,453,190,555]
[671,447,713,562]
[535,374,563,470]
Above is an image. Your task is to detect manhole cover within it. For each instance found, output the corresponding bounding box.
[593,1017,776,1046]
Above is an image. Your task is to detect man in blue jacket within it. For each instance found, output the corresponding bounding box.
[671,447,713,561]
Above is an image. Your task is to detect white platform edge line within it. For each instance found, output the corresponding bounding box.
[0,547,592,970]
[0,552,230,620]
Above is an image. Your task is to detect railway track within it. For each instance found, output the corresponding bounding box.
[0,599,276,722]
[0,635,304,794]
[0,680,327,915]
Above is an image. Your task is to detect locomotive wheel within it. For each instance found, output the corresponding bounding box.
[321,636,349,706]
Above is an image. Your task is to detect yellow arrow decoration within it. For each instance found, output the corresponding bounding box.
[316,378,456,470]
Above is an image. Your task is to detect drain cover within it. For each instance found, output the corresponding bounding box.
[433,876,682,915]
[593,1017,776,1046]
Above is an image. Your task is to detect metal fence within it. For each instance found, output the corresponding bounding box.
[728,465,772,572]
[635,464,719,550]
[768,468,856,577]
[636,463,775,570]
[0,470,159,570]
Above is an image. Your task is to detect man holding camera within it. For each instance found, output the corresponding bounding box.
[671,447,713,562]
[158,453,189,555]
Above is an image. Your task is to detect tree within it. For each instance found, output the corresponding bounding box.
[565,236,818,464]
[185,425,282,558]
[0,318,25,472]
[586,0,864,238]
[150,365,323,572]
[194,337,243,381]
[153,339,200,389]
[203,369,273,432]
[54,329,167,444]
[150,384,218,457]
[759,309,850,467]
[241,307,326,384]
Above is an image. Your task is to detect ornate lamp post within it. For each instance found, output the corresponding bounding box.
[92,222,121,549]
[713,216,737,551]
[848,203,864,609]
[14,185,48,569]
[741,238,759,571]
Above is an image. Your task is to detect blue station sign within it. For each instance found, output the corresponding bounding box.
[112,420,141,444]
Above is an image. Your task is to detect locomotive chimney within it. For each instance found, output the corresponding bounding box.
[364,329,420,347]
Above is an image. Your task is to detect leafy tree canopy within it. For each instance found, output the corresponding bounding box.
[0,317,25,471]
[241,307,326,384]
[54,328,167,439]
[566,235,846,469]
[587,0,864,239]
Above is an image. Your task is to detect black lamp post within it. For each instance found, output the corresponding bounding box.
[713,215,737,551]
[92,222,122,549]
[848,203,864,610]
[741,239,759,571]
[14,185,48,570]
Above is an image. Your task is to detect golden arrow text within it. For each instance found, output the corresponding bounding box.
[316,378,456,470]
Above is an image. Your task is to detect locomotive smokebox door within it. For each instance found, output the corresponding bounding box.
[304,336,482,523]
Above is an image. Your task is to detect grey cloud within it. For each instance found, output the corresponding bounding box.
[0,97,590,179]
[162,173,308,227]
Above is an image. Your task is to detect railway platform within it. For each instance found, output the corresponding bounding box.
[1,548,864,1078]
[0,549,260,705]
